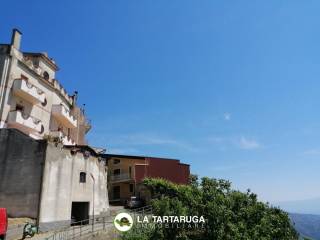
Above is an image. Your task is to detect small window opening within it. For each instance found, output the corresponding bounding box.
[43,71,49,80]
[80,172,86,183]
[113,159,121,164]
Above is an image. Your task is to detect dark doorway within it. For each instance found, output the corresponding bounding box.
[71,202,89,225]
[113,186,120,200]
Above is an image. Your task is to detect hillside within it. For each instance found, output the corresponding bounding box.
[290,213,320,240]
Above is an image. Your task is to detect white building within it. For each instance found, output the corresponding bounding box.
[0,29,109,231]
[0,29,90,145]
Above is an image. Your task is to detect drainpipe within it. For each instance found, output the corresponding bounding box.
[90,173,95,232]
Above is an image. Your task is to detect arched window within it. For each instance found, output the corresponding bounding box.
[41,98,47,107]
[43,71,49,80]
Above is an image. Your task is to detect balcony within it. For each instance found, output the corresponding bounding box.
[51,104,77,128]
[8,110,43,134]
[50,131,75,145]
[13,79,46,104]
[110,173,133,183]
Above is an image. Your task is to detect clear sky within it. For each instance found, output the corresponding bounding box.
[2,1,320,204]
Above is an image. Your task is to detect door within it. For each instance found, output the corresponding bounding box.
[71,202,89,225]
[113,186,120,200]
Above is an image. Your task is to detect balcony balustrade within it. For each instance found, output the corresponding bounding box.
[110,173,133,182]
[51,104,77,128]
[8,110,43,134]
[50,131,75,145]
[13,79,46,104]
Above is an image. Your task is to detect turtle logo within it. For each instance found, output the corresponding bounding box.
[114,213,133,232]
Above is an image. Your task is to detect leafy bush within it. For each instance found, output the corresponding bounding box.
[121,177,299,240]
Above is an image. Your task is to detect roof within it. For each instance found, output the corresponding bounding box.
[103,153,189,164]
[102,154,146,160]
[90,147,106,154]
[23,52,59,71]
[64,145,105,157]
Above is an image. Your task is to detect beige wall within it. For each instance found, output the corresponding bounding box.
[111,182,134,200]
[108,157,145,178]
[108,156,146,201]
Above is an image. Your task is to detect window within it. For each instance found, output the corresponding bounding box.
[41,98,47,107]
[129,184,134,193]
[43,71,49,80]
[129,166,132,177]
[113,159,121,164]
[79,172,86,183]
[113,169,120,175]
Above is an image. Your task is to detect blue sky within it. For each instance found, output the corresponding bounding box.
[2,1,320,205]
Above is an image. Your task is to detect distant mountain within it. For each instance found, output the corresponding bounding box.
[289,213,320,240]
[275,198,320,215]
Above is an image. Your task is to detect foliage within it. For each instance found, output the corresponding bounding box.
[121,177,299,240]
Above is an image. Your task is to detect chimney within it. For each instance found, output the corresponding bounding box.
[11,28,22,50]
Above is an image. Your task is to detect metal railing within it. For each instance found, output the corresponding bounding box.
[43,205,153,240]
[44,217,113,240]
[110,173,133,182]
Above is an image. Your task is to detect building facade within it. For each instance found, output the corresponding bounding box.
[0,29,90,145]
[0,129,109,231]
[105,154,190,203]
[0,30,109,231]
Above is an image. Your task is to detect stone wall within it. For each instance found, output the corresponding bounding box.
[0,128,47,218]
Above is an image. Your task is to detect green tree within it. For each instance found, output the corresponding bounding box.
[122,177,299,240]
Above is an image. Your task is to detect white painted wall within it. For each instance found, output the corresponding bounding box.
[39,143,109,224]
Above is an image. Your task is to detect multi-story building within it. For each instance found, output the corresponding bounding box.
[0,29,90,145]
[0,30,108,231]
[104,154,190,204]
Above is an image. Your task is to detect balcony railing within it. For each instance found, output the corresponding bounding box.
[13,79,46,104]
[51,104,77,128]
[110,173,133,182]
[8,110,43,133]
[50,131,75,145]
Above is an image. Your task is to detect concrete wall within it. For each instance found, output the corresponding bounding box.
[0,128,47,218]
[39,144,109,229]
